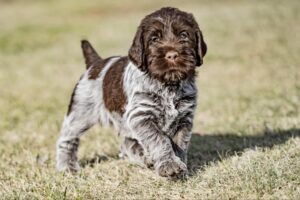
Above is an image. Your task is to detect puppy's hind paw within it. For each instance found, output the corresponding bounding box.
[56,160,80,173]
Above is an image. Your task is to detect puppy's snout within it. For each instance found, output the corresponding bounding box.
[165,51,178,62]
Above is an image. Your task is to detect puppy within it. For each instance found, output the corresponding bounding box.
[56,7,207,179]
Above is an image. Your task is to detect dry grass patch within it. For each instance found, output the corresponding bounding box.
[0,0,299,199]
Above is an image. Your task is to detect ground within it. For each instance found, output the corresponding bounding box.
[0,0,299,199]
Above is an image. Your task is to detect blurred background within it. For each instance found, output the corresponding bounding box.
[0,0,299,199]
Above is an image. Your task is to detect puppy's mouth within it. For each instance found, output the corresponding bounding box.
[165,59,179,67]
[148,55,196,83]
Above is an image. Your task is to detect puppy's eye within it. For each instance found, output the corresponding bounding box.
[179,31,189,40]
[150,35,160,43]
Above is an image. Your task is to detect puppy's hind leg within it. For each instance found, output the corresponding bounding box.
[56,114,93,172]
[56,75,100,172]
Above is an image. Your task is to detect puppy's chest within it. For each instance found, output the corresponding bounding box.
[155,91,192,134]
[158,94,178,132]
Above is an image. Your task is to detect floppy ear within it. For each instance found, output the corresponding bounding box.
[81,40,101,69]
[128,26,146,71]
[195,28,207,66]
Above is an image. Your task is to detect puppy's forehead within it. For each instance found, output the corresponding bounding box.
[146,18,164,31]
[143,8,196,31]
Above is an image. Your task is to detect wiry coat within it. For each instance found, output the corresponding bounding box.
[56,7,206,179]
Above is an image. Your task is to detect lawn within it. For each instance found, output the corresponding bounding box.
[0,0,299,199]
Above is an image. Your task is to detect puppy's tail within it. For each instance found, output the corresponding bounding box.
[81,40,102,69]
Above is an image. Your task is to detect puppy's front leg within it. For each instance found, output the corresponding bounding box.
[172,127,192,164]
[126,111,187,179]
[172,95,196,164]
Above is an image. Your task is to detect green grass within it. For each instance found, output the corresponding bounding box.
[0,0,300,199]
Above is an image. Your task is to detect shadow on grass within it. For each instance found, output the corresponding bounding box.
[79,154,116,168]
[188,128,300,173]
[79,128,300,172]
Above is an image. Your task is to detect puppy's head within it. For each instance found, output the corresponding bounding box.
[129,7,207,83]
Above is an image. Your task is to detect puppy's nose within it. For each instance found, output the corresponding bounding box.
[165,51,178,61]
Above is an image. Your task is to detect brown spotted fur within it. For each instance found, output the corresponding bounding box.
[103,56,129,114]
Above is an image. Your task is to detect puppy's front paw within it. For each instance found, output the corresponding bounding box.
[156,157,187,179]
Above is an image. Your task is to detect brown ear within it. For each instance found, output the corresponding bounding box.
[81,40,101,69]
[195,29,207,66]
[128,26,146,70]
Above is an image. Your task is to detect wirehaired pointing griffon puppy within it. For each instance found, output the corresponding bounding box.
[56,7,207,179]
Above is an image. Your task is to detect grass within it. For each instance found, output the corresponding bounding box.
[0,0,299,199]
